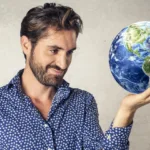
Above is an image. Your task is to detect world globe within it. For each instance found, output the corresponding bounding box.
[109,21,150,94]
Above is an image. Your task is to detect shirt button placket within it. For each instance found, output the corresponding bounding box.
[43,123,55,150]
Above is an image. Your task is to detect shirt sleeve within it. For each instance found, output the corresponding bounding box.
[101,119,133,150]
[82,95,133,150]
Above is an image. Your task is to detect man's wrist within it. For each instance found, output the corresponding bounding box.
[112,105,136,128]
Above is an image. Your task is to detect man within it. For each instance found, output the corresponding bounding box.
[0,2,150,150]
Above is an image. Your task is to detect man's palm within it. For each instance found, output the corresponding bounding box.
[121,88,150,111]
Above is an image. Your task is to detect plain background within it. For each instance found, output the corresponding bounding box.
[0,0,150,149]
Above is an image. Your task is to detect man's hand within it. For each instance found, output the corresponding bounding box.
[113,88,150,128]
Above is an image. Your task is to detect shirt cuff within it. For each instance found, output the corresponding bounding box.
[102,119,133,149]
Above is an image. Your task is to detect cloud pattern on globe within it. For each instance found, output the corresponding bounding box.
[109,21,150,94]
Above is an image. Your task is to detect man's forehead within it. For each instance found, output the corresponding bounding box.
[41,28,77,49]
[45,28,77,39]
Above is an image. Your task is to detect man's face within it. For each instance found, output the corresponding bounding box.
[28,28,77,87]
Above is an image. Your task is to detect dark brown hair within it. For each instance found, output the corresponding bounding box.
[20,3,83,59]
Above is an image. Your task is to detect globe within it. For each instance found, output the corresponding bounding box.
[109,21,150,94]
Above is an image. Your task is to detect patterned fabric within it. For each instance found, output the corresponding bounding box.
[0,69,133,150]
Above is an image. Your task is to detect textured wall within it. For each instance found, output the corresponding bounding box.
[0,0,150,149]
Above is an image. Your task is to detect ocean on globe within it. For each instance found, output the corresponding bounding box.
[109,21,150,94]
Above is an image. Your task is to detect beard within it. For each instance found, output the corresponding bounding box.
[29,52,67,88]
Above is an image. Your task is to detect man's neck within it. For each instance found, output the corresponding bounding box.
[21,67,56,103]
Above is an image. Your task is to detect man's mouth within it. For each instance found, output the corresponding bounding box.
[49,68,64,76]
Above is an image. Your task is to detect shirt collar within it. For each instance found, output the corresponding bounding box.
[7,69,72,118]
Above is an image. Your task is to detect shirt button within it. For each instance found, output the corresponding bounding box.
[44,124,49,128]
[107,134,111,140]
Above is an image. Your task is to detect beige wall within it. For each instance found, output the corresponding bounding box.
[0,0,150,149]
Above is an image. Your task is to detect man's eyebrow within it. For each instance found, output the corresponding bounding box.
[47,45,77,51]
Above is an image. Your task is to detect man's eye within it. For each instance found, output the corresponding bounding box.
[50,49,58,54]
[67,50,74,55]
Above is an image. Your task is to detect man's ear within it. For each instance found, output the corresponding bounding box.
[20,35,32,58]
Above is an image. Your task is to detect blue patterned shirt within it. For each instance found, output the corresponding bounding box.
[0,69,133,150]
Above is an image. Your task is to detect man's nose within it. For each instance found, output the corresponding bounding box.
[56,55,68,70]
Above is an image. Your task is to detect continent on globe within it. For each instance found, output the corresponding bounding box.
[109,21,150,94]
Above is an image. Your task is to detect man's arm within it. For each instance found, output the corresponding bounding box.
[102,87,150,149]
[113,87,150,128]
[113,105,135,128]
[100,106,134,150]
[82,94,133,150]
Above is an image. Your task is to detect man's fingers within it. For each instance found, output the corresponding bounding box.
[138,88,150,100]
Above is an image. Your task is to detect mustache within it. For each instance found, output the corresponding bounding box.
[46,65,66,72]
